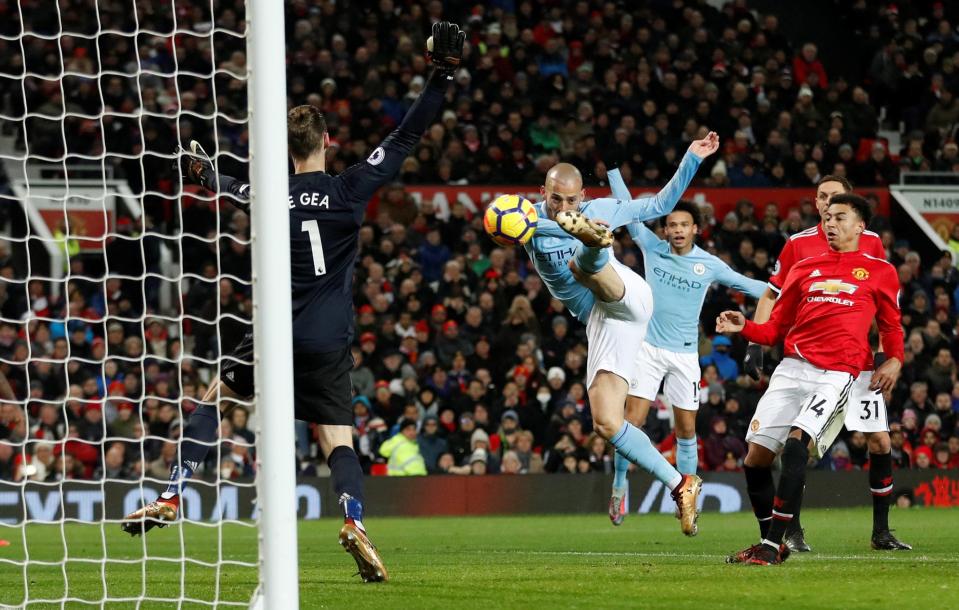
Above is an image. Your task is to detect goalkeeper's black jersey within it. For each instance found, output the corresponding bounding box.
[225,75,447,353]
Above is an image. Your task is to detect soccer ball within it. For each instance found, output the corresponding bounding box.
[483,194,538,247]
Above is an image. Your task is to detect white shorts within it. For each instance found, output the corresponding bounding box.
[746,358,855,458]
[628,341,701,410]
[843,371,889,433]
[585,259,653,390]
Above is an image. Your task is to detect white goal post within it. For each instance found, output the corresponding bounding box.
[0,0,300,607]
[247,0,299,607]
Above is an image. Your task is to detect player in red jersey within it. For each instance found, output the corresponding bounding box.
[742,176,910,553]
[716,194,905,565]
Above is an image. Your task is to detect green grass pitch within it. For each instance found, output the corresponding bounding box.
[1,507,956,609]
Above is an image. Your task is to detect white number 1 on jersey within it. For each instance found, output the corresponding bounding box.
[301,219,327,276]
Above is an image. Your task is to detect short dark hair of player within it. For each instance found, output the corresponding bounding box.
[288,105,327,160]
[817,173,852,193]
[661,200,701,228]
[828,193,872,226]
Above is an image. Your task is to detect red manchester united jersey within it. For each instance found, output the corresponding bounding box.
[741,251,904,375]
[769,224,885,292]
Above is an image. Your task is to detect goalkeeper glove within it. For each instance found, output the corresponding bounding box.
[175,140,217,191]
[427,21,466,79]
[743,342,763,381]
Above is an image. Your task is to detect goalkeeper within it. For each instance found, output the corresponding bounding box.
[122,22,465,584]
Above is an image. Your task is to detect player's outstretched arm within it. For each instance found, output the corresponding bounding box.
[338,21,464,204]
[176,140,251,214]
[585,132,719,231]
[607,167,662,251]
[715,261,767,299]
[607,167,632,201]
[736,266,802,345]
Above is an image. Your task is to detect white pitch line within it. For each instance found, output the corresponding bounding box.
[482,550,959,563]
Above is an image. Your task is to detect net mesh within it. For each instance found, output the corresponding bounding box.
[0,0,261,606]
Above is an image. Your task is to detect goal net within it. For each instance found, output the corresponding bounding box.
[0,1,293,606]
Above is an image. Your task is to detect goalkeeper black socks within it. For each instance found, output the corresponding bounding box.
[163,404,219,498]
[869,452,893,533]
[744,465,774,539]
[328,445,366,525]
[764,437,808,547]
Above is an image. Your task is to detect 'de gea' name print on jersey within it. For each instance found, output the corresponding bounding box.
[288,192,330,208]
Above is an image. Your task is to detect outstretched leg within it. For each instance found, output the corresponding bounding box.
[569,257,624,303]
[556,209,624,303]
[122,378,241,536]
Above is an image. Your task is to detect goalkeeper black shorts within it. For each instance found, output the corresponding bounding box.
[220,332,354,426]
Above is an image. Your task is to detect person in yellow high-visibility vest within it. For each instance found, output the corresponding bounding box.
[378,418,427,476]
[53,219,80,273]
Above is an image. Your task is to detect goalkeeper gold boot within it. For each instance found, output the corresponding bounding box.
[121,495,179,536]
[670,474,703,537]
[555,210,613,248]
[339,522,388,583]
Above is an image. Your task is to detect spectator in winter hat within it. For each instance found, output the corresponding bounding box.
[418,415,448,473]
[373,380,403,426]
[912,445,933,469]
[436,320,474,366]
[497,409,521,450]
[469,427,500,473]
[901,408,920,447]
[468,448,488,475]
[700,335,739,380]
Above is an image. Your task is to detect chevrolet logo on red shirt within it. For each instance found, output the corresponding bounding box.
[809,279,858,295]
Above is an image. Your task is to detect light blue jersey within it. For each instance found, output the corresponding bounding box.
[523,151,703,323]
[608,169,766,353]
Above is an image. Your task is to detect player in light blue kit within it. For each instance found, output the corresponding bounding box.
[524,131,719,536]
[604,169,766,526]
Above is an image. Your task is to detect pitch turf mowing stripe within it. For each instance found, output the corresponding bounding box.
[480,549,959,561]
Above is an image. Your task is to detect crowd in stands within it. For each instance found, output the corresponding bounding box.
[2,1,959,482]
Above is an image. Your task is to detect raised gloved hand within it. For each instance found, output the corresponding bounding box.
[427,21,466,79]
[175,140,217,191]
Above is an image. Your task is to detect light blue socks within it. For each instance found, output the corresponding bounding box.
[574,243,609,274]
[612,451,630,489]
[676,436,698,475]
[610,422,682,490]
